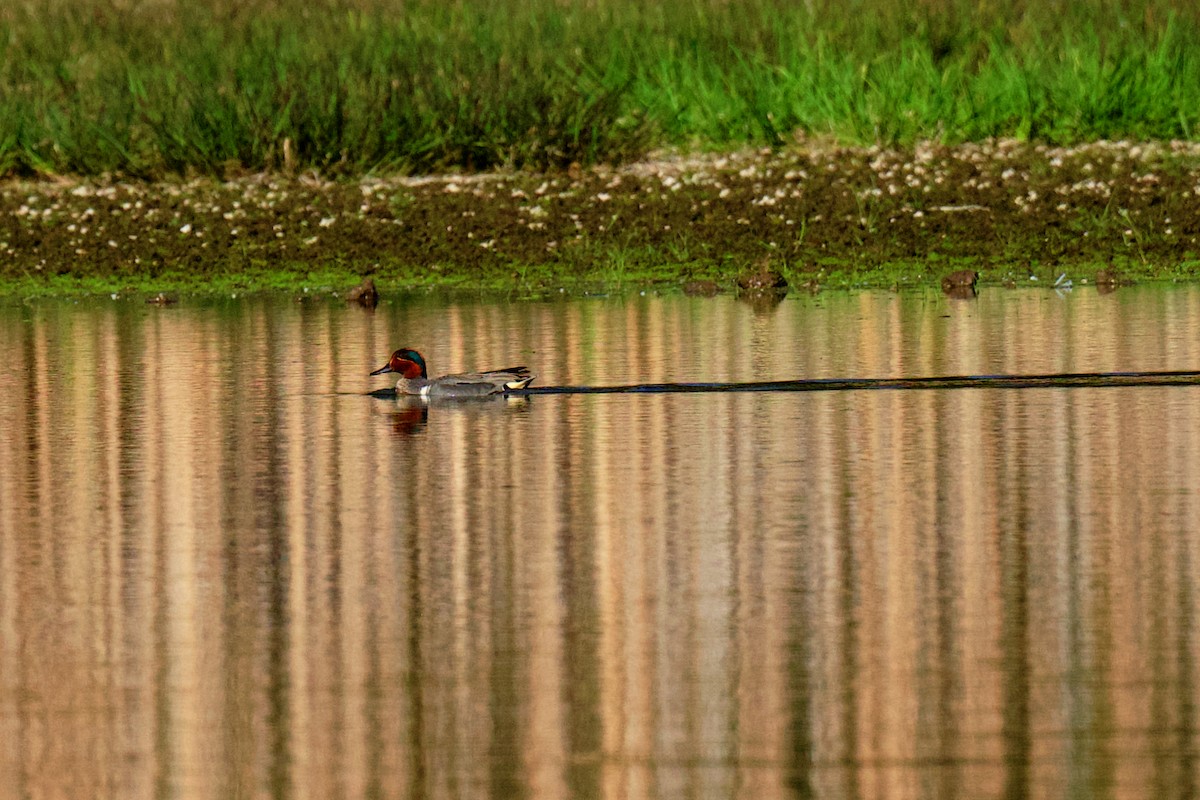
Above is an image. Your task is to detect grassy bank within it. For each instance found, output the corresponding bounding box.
[3,0,1200,177]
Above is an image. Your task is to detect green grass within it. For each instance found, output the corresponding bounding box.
[3,0,1200,177]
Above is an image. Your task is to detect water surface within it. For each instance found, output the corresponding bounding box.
[1,287,1199,800]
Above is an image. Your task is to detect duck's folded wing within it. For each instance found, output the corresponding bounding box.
[434,369,533,395]
[485,367,530,379]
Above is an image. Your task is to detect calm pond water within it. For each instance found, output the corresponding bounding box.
[2,286,1200,800]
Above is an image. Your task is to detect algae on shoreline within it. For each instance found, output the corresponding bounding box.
[3,140,1200,299]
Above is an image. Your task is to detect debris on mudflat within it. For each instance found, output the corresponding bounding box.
[347,277,379,308]
[940,269,978,299]
[1093,268,1132,294]
[735,260,788,312]
[682,279,720,297]
[736,261,788,294]
[941,269,978,291]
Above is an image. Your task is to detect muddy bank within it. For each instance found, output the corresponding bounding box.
[3,140,1200,297]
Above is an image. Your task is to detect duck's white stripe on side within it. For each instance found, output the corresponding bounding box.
[420,384,432,398]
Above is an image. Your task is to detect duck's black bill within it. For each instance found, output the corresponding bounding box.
[370,364,394,376]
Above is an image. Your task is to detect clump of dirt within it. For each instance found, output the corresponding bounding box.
[345,276,379,307]
[940,269,979,290]
[3,139,1200,296]
[737,259,789,292]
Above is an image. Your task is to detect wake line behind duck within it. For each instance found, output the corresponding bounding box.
[515,369,1200,394]
[368,351,1200,398]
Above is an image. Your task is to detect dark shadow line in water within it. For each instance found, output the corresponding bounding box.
[369,370,1200,399]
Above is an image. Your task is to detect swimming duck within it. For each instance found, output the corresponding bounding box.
[370,348,534,397]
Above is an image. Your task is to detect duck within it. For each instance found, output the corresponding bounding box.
[370,348,534,397]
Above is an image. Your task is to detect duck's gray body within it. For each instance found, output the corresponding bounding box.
[395,367,534,398]
[372,348,534,398]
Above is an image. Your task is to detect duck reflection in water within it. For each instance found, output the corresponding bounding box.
[387,396,430,436]
[381,393,530,437]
